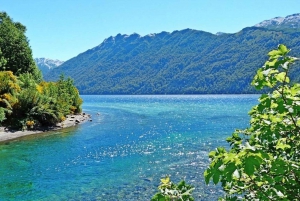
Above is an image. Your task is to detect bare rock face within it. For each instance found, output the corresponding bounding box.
[35,58,64,76]
[254,13,300,29]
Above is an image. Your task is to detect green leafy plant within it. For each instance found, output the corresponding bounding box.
[0,107,6,123]
[151,176,195,201]
[204,44,300,200]
[0,12,83,129]
[0,12,42,82]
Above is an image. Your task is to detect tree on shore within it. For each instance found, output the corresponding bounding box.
[204,44,300,200]
[0,12,82,129]
[0,12,42,82]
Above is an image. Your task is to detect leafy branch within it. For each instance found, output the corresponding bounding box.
[151,176,195,201]
[204,44,300,200]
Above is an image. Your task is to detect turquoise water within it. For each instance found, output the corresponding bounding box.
[0,95,259,200]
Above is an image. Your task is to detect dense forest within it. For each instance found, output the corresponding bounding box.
[0,12,82,130]
[44,21,300,94]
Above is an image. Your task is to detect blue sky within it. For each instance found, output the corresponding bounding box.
[1,0,299,61]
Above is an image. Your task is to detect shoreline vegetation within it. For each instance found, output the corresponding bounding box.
[0,12,84,139]
[0,113,91,143]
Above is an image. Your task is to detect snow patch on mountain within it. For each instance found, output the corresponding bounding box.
[254,13,300,29]
[35,58,64,75]
[35,58,64,69]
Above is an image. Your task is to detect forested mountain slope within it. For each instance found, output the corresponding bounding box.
[45,15,300,94]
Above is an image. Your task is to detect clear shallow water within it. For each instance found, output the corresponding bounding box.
[0,95,259,200]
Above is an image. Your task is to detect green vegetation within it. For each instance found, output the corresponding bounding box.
[204,45,300,200]
[0,12,42,82]
[0,12,82,129]
[151,176,194,201]
[45,28,300,95]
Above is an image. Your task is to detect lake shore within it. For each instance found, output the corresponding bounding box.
[0,113,91,143]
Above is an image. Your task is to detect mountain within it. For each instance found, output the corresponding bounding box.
[44,14,300,94]
[215,32,227,36]
[35,58,64,76]
[254,13,300,30]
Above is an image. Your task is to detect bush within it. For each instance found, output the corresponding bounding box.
[151,176,194,201]
[204,44,300,200]
[0,107,6,123]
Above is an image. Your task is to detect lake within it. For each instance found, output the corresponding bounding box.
[0,95,259,200]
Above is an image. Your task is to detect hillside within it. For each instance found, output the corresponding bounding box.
[44,14,300,94]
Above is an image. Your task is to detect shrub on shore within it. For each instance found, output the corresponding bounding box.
[205,45,300,200]
[0,12,82,129]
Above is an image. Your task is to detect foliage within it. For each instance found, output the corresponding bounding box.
[45,27,300,95]
[151,176,195,201]
[204,45,300,200]
[8,73,82,128]
[0,71,20,117]
[0,12,83,130]
[0,107,6,123]
[0,12,42,82]
[0,49,7,68]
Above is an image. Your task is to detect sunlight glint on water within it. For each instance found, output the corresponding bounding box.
[0,95,259,200]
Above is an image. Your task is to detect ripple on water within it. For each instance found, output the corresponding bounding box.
[0,95,259,200]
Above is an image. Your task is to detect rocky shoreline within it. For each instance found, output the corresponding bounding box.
[0,113,91,143]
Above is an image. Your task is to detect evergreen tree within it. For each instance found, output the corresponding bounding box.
[0,12,42,82]
[0,12,82,129]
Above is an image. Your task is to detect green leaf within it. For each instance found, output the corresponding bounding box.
[276,99,286,113]
[157,194,167,201]
[266,59,277,67]
[276,138,291,150]
[160,176,170,184]
[204,169,213,184]
[257,181,264,187]
[208,151,216,158]
[278,44,289,55]
[271,159,287,175]
[276,143,290,150]
[286,76,290,83]
[224,163,236,182]
[217,147,226,154]
[275,72,286,83]
[244,161,255,176]
[268,50,281,57]
[213,171,220,184]
[244,156,261,176]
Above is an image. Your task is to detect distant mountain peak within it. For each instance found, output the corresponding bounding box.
[35,58,64,76]
[215,32,227,36]
[101,29,211,45]
[254,13,300,29]
[35,58,64,67]
[124,33,140,38]
[145,33,156,37]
